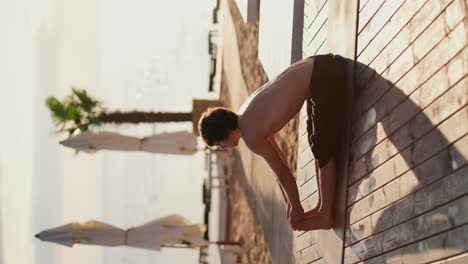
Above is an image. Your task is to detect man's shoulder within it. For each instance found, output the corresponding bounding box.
[241,133,271,155]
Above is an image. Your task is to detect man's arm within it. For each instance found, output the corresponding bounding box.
[249,136,303,211]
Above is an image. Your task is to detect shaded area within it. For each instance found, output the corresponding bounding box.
[345,55,467,263]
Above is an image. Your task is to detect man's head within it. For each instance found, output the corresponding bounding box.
[198,107,241,149]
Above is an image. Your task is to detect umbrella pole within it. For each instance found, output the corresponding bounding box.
[163,240,240,248]
[207,240,241,246]
[161,244,191,248]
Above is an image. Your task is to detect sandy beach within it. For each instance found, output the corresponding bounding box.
[218,1,299,263]
[220,0,299,175]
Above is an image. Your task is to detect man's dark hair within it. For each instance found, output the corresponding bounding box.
[198,107,238,147]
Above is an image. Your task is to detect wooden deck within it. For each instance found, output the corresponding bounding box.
[345,0,468,263]
[219,0,468,262]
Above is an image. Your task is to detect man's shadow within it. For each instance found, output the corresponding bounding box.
[343,57,467,263]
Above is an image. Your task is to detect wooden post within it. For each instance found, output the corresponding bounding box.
[291,0,304,63]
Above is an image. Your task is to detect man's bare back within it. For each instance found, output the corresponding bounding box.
[237,57,315,144]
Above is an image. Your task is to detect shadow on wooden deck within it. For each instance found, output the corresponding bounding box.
[345,53,468,263]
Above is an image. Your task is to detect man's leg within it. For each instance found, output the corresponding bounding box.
[304,159,322,216]
[295,159,337,230]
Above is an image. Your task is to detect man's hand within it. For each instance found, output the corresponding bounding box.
[288,203,305,230]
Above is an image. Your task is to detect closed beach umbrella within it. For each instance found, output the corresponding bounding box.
[35,221,126,247]
[140,131,198,155]
[60,130,198,155]
[126,214,207,251]
[35,214,207,251]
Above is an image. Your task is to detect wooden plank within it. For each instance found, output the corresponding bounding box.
[298,160,316,187]
[298,111,314,168]
[348,118,468,225]
[298,144,314,169]
[350,70,468,184]
[348,107,468,224]
[351,66,467,171]
[304,19,328,57]
[348,109,468,207]
[310,258,325,264]
[359,0,372,12]
[303,2,328,44]
[360,223,468,264]
[291,0,305,63]
[360,0,460,77]
[297,100,315,192]
[315,38,328,55]
[345,215,374,247]
[300,122,308,138]
[304,0,327,20]
[345,193,468,262]
[350,86,468,187]
[300,102,308,119]
[352,13,467,138]
[348,78,468,205]
[299,132,311,154]
[297,143,314,166]
[352,0,463,121]
[352,17,467,143]
[302,191,319,212]
[299,128,308,143]
[350,50,468,163]
[431,252,468,264]
[357,0,406,55]
[347,134,468,237]
[347,163,468,257]
[298,115,308,136]
[299,110,307,132]
[357,0,428,63]
[295,231,317,252]
[299,135,311,156]
[299,175,318,202]
[358,0,386,33]
[295,244,321,264]
[346,134,468,244]
[304,0,328,32]
[347,158,468,241]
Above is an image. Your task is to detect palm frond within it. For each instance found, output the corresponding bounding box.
[71,87,101,112]
[46,88,104,135]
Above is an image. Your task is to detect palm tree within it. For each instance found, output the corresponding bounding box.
[46,88,192,136]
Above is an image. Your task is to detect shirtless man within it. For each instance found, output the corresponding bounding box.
[198,53,347,231]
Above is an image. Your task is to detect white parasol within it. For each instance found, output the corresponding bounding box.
[35,214,208,251]
[60,130,198,155]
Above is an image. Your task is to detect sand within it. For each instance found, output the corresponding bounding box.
[218,1,300,263]
[221,0,299,175]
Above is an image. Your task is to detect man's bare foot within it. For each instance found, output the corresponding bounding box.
[294,210,335,231]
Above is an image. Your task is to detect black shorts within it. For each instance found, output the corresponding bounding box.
[306,53,347,168]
